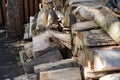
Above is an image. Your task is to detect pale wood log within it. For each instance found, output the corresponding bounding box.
[32,31,51,52]
[74,6,120,43]
[85,67,120,79]
[14,74,37,80]
[24,23,30,40]
[32,30,71,50]
[40,68,82,80]
[80,29,117,46]
[22,48,63,73]
[34,59,79,74]
[19,51,25,64]
[94,49,120,71]
[100,73,120,80]
[29,16,34,37]
[72,20,98,31]
[24,42,33,58]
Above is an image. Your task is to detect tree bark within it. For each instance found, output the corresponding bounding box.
[7,0,24,38]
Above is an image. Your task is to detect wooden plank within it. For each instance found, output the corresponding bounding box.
[34,59,79,74]
[34,0,39,13]
[40,68,82,80]
[24,0,29,23]
[100,73,120,80]
[29,0,34,16]
[94,49,120,71]
[2,0,7,24]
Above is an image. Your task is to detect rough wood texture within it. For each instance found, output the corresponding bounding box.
[32,30,71,51]
[22,48,63,73]
[24,42,33,58]
[100,73,120,80]
[40,68,82,80]
[14,74,37,80]
[74,6,120,43]
[94,49,120,71]
[7,0,24,38]
[80,29,117,46]
[32,44,58,58]
[34,59,79,74]
[72,20,98,31]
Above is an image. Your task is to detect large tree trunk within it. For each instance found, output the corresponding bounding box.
[7,0,24,38]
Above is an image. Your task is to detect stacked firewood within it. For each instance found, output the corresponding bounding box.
[15,0,120,80]
[71,0,120,80]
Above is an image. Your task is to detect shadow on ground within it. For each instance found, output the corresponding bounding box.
[0,29,24,80]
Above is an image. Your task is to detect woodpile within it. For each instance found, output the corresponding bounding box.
[14,0,120,80]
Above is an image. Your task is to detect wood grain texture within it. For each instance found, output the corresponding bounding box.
[94,49,120,71]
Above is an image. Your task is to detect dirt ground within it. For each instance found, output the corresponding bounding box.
[0,28,24,80]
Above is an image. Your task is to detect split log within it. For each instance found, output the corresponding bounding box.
[79,29,117,46]
[72,20,99,31]
[14,74,37,80]
[85,67,120,79]
[74,6,120,43]
[19,51,28,64]
[32,30,71,51]
[32,31,51,52]
[94,49,120,71]
[100,73,120,80]
[22,48,62,73]
[24,42,33,58]
[32,44,58,58]
[34,59,79,74]
[7,0,24,38]
[40,67,82,80]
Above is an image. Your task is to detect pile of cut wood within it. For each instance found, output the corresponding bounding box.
[15,0,120,80]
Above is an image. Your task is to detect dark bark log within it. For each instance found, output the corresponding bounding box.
[7,0,24,38]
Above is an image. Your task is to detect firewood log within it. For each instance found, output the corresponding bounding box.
[72,20,99,31]
[100,73,120,80]
[94,49,120,71]
[74,6,120,43]
[22,48,62,73]
[80,29,117,46]
[40,68,82,80]
[34,59,79,74]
